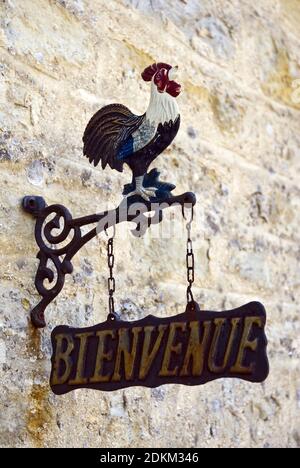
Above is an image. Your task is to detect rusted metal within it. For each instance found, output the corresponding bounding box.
[22,190,196,328]
[50,301,269,395]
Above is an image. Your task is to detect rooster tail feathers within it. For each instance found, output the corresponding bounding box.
[83,104,145,171]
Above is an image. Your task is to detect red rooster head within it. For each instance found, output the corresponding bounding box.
[141,63,181,98]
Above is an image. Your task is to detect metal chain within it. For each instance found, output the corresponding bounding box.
[106,211,195,314]
[186,209,195,304]
[107,237,116,316]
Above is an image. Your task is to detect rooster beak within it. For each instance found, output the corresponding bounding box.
[169,66,178,81]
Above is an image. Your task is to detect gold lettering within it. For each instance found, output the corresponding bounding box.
[159,322,186,377]
[208,318,241,373]
[51,334,74,386]
[112,327,142,381]
[139,325,167,380]
[90,330,115,383]
[69,332,94,385]
[231,316,264,374]
[180,321,211,377]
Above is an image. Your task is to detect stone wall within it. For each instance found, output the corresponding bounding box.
[0,0,299,448]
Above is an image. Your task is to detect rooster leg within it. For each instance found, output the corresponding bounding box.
[126,175,158,202]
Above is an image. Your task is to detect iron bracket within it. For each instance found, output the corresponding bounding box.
[22,191,196,328]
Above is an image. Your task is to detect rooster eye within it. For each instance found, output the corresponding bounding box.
[154,69,168,89]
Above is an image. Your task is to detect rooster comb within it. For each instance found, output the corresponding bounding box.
[141,62,172,82]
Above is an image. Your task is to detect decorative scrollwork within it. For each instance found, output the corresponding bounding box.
[35,205,81,256]
[23,199,83,327]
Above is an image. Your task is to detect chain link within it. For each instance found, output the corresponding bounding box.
[185,209,195,304]
[107,237,116,315]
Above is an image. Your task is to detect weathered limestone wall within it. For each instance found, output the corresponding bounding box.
[0,0,299,448]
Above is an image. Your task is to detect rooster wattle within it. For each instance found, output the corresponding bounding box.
[83,63,181,201]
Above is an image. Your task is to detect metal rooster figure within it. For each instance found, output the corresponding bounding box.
[22,62,198,328]
[83,63,181,201]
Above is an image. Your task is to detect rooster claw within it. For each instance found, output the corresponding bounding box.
[126,186,158,202]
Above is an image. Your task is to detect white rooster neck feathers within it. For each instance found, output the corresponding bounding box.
[145,81,180,127]
[131,80,180,154]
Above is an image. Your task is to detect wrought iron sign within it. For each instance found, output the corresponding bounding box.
[51,301,268,394]
[23,62,269,393]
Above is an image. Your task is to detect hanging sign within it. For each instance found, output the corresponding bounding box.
[50,301,269,395]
